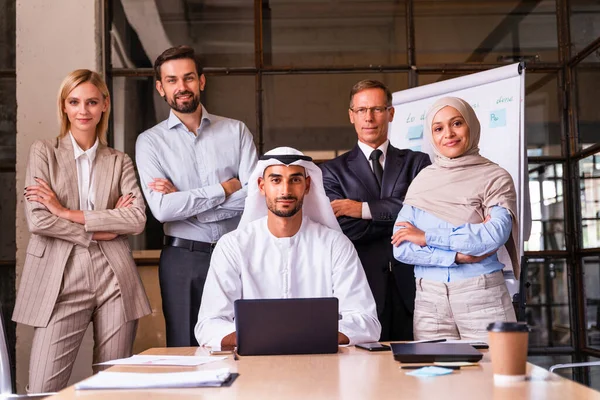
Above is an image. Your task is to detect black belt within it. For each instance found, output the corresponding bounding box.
[163,236,216,252]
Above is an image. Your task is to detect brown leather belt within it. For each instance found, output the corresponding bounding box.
[163,235,216,252]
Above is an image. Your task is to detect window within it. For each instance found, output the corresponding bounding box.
[585,256,600,349]
[525,258,571,348]
[414,0,558,64]
[580,153,600,249]
[570,1,600,59]
[265,0,407,67]
[575,53,600,152]
[526,163,565,251]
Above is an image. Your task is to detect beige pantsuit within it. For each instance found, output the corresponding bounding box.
[413,270,516,342]
[13,136,151,392]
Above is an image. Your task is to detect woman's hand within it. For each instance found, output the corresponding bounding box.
[115,193,136,209]
[455,250,497,264]
[391,221,427,247]
[92,232,118,241]
[25,177,68,218]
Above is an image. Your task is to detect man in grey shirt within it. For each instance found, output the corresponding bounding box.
[135,46,258,346]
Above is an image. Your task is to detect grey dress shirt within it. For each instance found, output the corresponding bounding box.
[135,107,258,242]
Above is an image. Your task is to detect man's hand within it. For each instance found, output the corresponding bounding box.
[455,250,496,264]
[148,178,178,194]
[221,178,242,197]
[338,332,350,345]
[92,232,118,241]
[391,221,426,247]
[25,177,68,218]
[331,199,362,218]
[221,332,237,348]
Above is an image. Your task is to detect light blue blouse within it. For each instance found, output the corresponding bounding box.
[393,205,512,282]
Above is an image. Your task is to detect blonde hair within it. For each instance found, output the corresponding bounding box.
[57,69,110,145]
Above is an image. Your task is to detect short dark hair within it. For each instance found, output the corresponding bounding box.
[349,80,393,108]
[154,45,203,81]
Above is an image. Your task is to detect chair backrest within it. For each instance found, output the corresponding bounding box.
[504,256,529,322]
[0,302,13,395]
[503,270,519,299]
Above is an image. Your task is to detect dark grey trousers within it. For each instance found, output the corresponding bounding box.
[159,244,213,347]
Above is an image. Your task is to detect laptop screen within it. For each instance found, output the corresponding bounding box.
[234,297,339,356]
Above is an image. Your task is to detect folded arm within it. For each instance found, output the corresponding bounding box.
[321,164,397,242]
[194,187,249,223]
[424,206,512,256]
[135,135,227,223]
[392,205,457,267]
[82,154,147,235]
[211,125,257,217]
[24,141,92,247]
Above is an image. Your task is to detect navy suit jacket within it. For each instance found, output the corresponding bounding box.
[320,144,431,315]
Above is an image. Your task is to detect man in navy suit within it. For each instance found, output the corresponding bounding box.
[320,80,431,341]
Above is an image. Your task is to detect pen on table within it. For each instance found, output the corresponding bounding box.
[410,339,447,344]
[233,347,239,361]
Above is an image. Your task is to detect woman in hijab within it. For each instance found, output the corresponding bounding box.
[391,96,519,341]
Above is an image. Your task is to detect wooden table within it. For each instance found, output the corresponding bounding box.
[48,346,600,400]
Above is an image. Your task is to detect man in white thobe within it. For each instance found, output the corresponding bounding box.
[195,147,381,348]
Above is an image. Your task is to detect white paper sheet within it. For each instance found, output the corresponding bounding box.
[95,355,227,366]
[75,368,232,390]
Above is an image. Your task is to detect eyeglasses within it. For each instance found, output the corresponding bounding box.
[349,106,391,116]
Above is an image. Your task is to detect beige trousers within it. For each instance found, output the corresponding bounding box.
[28,243,137,393]
[413,270,516,342]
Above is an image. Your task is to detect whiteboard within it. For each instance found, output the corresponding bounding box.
[388,63,529,266]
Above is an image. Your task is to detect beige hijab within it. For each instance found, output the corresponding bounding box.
[403,97,520,279]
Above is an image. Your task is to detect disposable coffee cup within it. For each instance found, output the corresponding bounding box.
[487,321,530,384]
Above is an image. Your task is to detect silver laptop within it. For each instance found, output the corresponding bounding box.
[234,297,339,356]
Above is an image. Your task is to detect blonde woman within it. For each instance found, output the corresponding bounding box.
[392,97,519,342]
[13,69,151,392]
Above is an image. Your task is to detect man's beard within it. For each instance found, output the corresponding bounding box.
[165,90,200,114]
[267,196,303,218]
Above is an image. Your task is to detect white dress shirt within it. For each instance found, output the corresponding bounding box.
[69,132,99,211]
[195,216,381,347]
[357,140,389,220]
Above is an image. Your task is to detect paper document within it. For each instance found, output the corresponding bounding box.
[96,355,226,366]
[75,368,232,390]
[434,362,480,367]
[405,366,454,377]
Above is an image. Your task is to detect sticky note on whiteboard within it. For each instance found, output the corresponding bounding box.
[489,109,507,128]
[407,125,424,140]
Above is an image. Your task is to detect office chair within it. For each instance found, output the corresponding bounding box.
[0,302,54,399]
[0,303,11,397]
